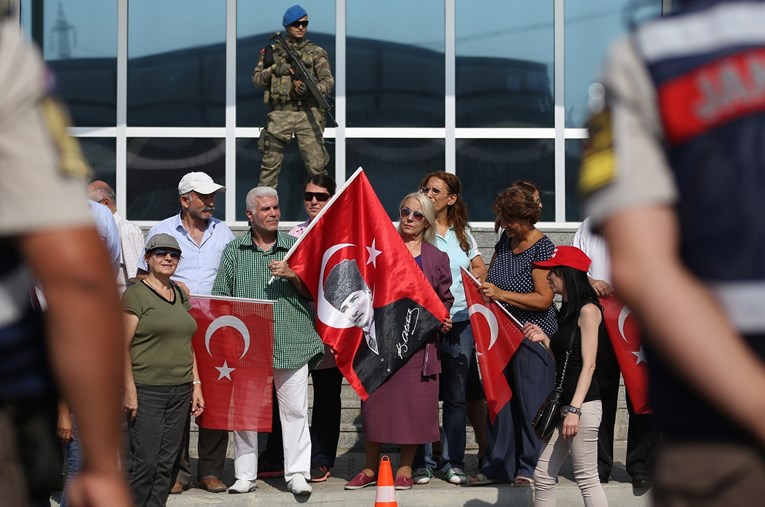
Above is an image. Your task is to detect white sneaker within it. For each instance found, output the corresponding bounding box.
[228,479,257,494]
[288,474,312,495]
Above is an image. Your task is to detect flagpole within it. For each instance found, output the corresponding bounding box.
[267,167,365,285]
[460,267,525,329]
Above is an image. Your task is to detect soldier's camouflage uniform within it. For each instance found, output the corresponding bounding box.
[252,36,334,189]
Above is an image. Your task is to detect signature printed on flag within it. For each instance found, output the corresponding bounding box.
[397,307,420,358]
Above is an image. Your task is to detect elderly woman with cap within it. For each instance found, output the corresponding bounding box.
[343,192,453,491]
[523,246,607,507]
[122,233,205,506]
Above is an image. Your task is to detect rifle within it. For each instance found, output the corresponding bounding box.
[270,31,338,127]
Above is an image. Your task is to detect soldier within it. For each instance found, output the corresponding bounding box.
[252,4,334,189]
[0,2,130,505]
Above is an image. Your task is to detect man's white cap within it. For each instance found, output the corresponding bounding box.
[178,172,225,195]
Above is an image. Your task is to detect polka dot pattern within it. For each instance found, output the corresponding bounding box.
[486,234,558,336]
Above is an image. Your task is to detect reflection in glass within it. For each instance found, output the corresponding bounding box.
[26,0,118,126]
[79,138,116,190]
[566,140,584,221]
[456,139,555,222]
[237,0,336,127]
[235,138,336,222]
[346,0,444,127]
[126,138,226,220]
[456,1,553,128]
[128,0,225,127]
[565,1,661,127]
[346,139,444,216]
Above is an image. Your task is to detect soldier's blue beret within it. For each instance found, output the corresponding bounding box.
[283,5,307,27]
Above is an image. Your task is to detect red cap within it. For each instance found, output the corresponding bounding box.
[532,246,591,272]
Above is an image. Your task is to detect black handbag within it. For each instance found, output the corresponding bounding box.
[532,323,577,441]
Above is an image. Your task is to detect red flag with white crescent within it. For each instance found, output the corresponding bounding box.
[461,267,525,423]
[285,168,450,400]
[600,297,651,414]
[189,295,274,431]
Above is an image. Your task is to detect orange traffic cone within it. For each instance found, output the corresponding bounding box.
[374,455,398,506]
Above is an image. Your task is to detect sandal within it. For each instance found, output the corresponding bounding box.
[512,476,535,487]
[467,473,497,486]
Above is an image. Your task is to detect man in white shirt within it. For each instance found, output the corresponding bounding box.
[88,181,144,292]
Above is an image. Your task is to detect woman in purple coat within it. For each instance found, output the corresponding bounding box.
[345,192,454,491]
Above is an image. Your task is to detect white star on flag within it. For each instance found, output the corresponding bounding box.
[216,360,235,381]
[632,346,647,365]
[366,239,381,268]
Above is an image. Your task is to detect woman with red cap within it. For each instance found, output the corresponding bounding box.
[523,246,608,506]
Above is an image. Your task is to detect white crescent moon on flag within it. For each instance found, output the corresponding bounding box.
[205,315,251,359]
[617,305,631,343]
[317,243,356,329]
[468,304,499,350]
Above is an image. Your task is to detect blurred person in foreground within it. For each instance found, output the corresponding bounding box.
[581,0,765,504]
[123,234,205,506]
[524,246,607,507]
[469,182,557,487]
[415,171,487,485]
[343,192,453,491]
[0,2,130,505]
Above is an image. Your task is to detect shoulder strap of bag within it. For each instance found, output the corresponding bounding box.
[554,316,579,394]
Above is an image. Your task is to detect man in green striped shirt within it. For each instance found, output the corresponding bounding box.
[212,186,322,496]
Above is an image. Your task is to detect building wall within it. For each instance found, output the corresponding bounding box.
[21,0,665,229]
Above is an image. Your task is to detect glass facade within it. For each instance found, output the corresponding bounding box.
[22,0,664,225]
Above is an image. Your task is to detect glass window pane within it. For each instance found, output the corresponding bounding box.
[346,139,444,217]
[237,1,335,127]
[79,138,116,190]
[456,1,553,128]
[566,139,584,222]
[456,139,555,222]
[565,1,661,127]
[128,0,225,127]
[347,0,445,127]
[33,0,117,126]
[126,138,226,220]
[235,138,336,222]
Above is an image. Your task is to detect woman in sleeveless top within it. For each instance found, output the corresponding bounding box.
[524,246,608,507]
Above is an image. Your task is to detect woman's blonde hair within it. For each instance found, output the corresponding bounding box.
[397,192,436,244]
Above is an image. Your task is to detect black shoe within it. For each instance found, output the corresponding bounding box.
[599,475,610,484]
[632,476,651,489]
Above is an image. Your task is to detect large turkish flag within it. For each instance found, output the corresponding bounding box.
[189,295,274,431]
[461,268,525,422]
[286,168,450,400]
[600,297,651,414]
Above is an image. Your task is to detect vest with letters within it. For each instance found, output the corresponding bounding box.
[633,0,765,444]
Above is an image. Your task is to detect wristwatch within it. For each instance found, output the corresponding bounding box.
[560,405,582,416]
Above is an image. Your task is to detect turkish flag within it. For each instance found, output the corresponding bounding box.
[600,297,651,414]
[286,168,450,400]
[461,268,525,422]
[189,295,274,431]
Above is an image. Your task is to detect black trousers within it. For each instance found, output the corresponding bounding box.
[171,420,229,484]
[310,367,343,468]
[129,383,191,507]
[596,330,658,480]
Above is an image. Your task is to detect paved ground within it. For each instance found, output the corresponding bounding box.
[51,443,650,506]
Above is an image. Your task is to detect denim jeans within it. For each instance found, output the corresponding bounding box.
[60,418,82,507]
[439,320,476,471]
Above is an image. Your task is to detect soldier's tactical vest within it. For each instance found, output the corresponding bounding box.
[0,240,50,402]
[269,39,320,106]
[634,0,765,334]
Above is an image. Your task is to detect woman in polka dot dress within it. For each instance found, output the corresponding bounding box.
[469,182,557,487]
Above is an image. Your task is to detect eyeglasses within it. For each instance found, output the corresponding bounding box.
[399,207,425,222]
[304,191,331,202]
[420,186,444,196]
[151,249,181,259]
[289,20,309,28]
